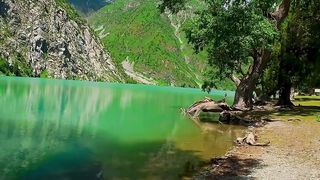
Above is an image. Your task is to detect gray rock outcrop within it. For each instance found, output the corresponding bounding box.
[0,0,122,81]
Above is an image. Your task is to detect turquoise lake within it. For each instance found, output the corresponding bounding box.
[0,77,243,179]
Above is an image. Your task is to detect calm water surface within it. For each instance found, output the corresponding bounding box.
[0,77,243,180]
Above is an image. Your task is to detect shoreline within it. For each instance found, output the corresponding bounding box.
[193,115,320,179]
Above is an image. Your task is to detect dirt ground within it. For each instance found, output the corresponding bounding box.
[194,103,320,180]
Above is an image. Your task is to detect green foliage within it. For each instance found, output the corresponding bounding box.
[40,70,49,78]
[184,0,279,76]
[277,0,320,92]
[0,57,10,75]
[13,53,33,77]
[260,56,280,96]
[0,54,32,77]
[88,0,205,87]
[158,0,186,12]
[159,0,282,99]
[0,24,12,44]
[202,68,236,91]
[158,0,187,13]
[43,52,49,61]
[125,77,138,84]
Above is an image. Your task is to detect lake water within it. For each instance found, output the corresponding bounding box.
[0,77,243,180]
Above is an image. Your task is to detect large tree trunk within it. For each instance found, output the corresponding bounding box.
[276,58,294,106]
[277,81,294,106]
[232,0,291,109]
[233,78,256,110]
[232,50,271,110]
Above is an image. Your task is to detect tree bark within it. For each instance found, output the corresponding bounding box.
[276,59,294,106]
[271,0,291,29]
[277,82,294,106]
[233,78,255,110]
[233,50,271,110]
[185,97,231,117]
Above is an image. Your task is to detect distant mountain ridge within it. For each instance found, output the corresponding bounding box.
[68,0,113,15]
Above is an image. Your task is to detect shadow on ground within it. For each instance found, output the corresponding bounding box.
[295,97,320,101]
[278,106,320,116]
[239,105,320,120]
[197,155,263,179]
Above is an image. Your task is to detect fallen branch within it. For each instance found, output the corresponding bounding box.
[183,97,270,127]
[236,129,270,146]
[186,97,231,117]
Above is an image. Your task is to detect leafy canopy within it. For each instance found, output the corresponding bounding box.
[160,0,279,77]
[279,0,320,90]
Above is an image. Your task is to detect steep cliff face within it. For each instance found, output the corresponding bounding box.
[0,0,122,81]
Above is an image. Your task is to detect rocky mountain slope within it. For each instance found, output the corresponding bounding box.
[0,0,122,82]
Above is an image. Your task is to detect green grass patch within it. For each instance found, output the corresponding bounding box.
[294,96,320,107]
[295,96,320,99]
[40,70,49,78]
[273,98,320,121]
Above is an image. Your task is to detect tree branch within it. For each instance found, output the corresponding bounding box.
[271,0,291,29]
[229,74,241,86]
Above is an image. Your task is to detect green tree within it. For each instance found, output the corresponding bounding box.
[260,57,280,100]
[159,0,291,109]
[276,0,320,105]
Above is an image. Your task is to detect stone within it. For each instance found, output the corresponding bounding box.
[0,0,123,82]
